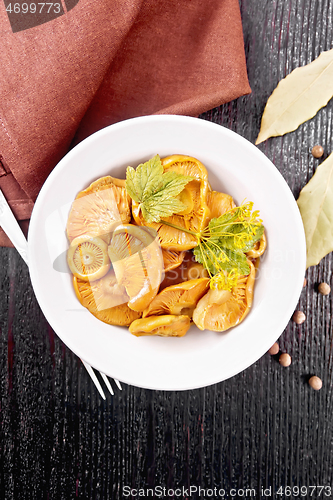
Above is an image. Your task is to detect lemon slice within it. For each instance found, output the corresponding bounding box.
[67,235,110,281]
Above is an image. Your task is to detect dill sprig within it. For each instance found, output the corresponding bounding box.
[193,202,264,290]
[161,201,264,291]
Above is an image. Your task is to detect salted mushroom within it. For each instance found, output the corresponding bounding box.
[185,257,209,280]
[206,190,235,220]
[76,176,131,223]
[193,260,256,332]
[129,315,191,337]
[143,277,209,318]
[159,261,188,291]
[131,155,211,251]
[246,232,267,258]
[66,176,131,243]
[162,248,186,272]
[108,224,164,312]
[67,235,110,281]
[159,251,209,290]
[73,269,141,326]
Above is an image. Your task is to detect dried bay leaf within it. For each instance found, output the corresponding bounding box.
[297,152,333,268]
[256,49,333,144]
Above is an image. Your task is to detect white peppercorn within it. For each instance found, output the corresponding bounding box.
[268,342,279,355]
[292,311,306,324]
[308,376,322,390]
[311,145,324,158]
[279,353,291,367]
[318,282,330,295]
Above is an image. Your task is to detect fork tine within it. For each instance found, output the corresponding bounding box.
[81,359,106,400]
[114,379,122,390]
[100,372,114,396]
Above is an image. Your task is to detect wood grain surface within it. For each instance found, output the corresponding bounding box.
[1,0,333,498]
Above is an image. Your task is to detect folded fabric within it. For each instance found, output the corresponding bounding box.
[0,0,250,247]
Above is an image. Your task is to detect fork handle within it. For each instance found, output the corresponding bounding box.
[0,189,29,265]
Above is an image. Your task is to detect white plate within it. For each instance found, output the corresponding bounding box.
[28,115,306,390]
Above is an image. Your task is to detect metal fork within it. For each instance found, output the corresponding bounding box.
[81,360,122,398]
[0,188,120,398]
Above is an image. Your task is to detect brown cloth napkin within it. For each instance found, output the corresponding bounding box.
[0,0,250,247]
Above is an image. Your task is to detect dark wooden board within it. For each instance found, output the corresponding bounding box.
[1,0,333,498]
